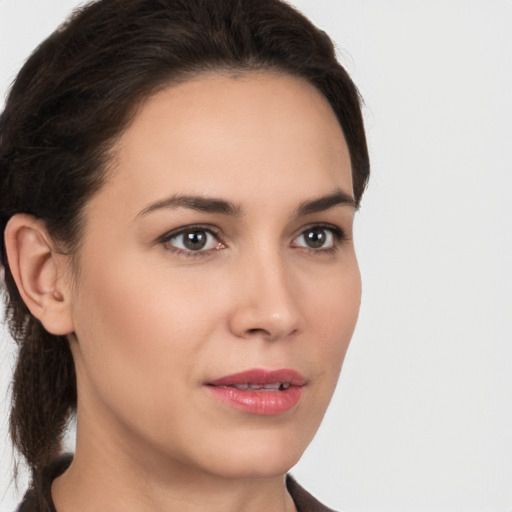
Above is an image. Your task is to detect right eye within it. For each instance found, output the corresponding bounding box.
[161,227,224,255]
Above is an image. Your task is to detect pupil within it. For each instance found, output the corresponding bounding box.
[184,231,207,250]
[305,229,325,248]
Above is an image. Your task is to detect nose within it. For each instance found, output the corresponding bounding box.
[228,253,302,341]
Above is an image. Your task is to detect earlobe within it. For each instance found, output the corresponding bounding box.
[4,214,74,335]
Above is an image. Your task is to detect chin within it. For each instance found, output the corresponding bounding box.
[205,452,302,480]
[193,428,311,480]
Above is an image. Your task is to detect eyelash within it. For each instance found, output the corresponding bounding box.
[158,224,224,258]
[292,224,347,256]
[158,223,347,258]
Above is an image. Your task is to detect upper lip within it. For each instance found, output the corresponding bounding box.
[207,368,307,387]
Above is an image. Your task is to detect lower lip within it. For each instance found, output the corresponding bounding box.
[206,385,304,415]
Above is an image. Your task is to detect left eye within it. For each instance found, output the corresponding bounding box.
[167,229,219,252]
[292,227,336,250]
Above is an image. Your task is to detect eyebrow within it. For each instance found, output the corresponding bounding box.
[295,189,356,216]
[136,188,355,220]
[136,194,242,218]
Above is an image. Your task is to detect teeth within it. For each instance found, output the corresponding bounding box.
[227,382,290,391]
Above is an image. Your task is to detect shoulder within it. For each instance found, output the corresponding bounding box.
[286,475,338,512]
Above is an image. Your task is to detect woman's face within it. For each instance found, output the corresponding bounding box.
[65,72,361,479]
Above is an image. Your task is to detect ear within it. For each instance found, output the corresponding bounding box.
[4,214,75,335]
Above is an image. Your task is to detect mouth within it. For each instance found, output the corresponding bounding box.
[205,368,306,415]
[214,382,292,391]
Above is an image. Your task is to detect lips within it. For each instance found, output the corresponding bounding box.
[205,368,306,415]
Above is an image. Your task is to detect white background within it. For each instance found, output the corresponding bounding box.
[1,1,511,511]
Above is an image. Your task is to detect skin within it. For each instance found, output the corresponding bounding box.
[7,72,361,512]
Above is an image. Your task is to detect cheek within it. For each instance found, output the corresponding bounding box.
[306,258,361,345]
[70,243,255,398]
[302,259,361,393]
[69,255,215,406]
[68,256,234,456]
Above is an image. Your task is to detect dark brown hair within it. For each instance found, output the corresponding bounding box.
[0,0,369,496]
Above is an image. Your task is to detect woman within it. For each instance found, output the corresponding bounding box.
[0,0,369,510]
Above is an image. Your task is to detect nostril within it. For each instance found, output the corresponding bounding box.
[246,328,272,337]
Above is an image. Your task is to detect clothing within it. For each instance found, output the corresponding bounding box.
[286,476,337,512]
[17,454,337,512]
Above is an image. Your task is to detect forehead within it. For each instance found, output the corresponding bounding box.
[90,71,353,218]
